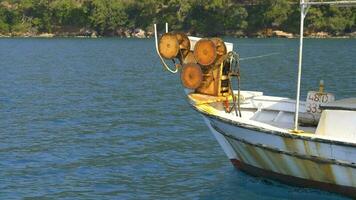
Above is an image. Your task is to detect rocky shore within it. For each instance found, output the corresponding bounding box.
[251,29,356,39]
[0,27,151,38]
[0,28,355,39]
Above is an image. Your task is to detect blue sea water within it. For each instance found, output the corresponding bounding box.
[0,38,354,199]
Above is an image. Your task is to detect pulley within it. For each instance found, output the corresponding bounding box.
[181,63,203,89]
[183,51,196,64]
[211,37,227,65]
[193,39,217,66]
[158,33,179,59]
[176,32,191,58]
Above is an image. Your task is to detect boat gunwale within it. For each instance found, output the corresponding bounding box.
[189,104,356,148]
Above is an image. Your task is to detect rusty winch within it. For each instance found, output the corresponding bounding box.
[158,32,239,97]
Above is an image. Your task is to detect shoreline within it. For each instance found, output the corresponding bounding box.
[0,35,354,39]
[0,31,355,39]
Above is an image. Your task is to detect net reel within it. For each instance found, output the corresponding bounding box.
[154,24,191,74]
[158,32,191,68]
[155,24,242,116]
[181,63,203,89]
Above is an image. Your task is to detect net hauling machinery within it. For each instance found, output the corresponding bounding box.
[157,31,242,115]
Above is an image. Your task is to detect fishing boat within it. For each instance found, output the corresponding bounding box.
[153,0,356,197]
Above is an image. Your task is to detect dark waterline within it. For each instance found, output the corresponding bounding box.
[0,38,354,199]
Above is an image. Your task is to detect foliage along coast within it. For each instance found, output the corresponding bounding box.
[0,0,355,38]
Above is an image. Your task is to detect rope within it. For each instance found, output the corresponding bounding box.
[240,52,280,61]
[225,51,242,117]
[224,51,280,116]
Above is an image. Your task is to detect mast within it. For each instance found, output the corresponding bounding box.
[293,0,308,132]
[293,0,356,132]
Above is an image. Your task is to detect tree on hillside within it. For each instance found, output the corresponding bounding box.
[184,0,248,36]
[0,0,354,36]
[89,0,128,35]
[246,0,291,34]
[51,0,89,27]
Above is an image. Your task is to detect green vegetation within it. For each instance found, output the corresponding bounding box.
[0,0,354,37]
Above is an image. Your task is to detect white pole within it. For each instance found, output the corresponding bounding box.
[165,23,168,33]
[293,1,306,132]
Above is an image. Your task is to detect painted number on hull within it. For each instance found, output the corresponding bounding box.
[306,91,335,114]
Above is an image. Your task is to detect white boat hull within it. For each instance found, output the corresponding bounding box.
[202,115,356,197]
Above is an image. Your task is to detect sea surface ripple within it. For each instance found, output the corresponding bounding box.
[0,38,354,199]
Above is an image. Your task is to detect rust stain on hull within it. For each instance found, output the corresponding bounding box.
[201,105,356,198]
[228,137,337,184]
[280,136,336,183]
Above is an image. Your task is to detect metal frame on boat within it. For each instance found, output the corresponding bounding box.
[154,0,356,197]
[293,0,356,132]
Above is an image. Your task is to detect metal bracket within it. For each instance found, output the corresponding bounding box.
[302,4,310,20]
